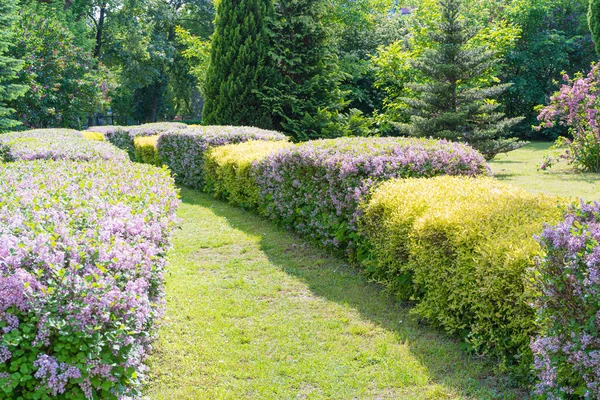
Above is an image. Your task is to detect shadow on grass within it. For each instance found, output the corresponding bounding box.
[180,187,528,399]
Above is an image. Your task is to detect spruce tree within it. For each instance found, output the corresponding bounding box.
[202,0,276,128]
[400,0,524,159]
[0,0,27,132]
[260,0,347,141]
[590,0,600,55]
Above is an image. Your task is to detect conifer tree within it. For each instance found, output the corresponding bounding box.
[589,0,600,55]
[260,0,347,141]
[202,0,276,128]
[400,0,524,159]
[0,0,27,132]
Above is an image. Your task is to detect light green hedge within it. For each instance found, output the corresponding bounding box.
[134,135,161,166]
[204,140,294,209]
[359,176,566,373]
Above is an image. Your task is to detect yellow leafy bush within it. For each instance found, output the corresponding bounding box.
[82,131,105,141]
[204,140,293,209]
[133,135,160,166]
[359,176,566,373]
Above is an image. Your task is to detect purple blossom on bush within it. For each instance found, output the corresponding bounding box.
[0,129,128,162]
[158,125,287,188]
[0,160,179,398]
[532,200,600,398]
[256,137,490,252]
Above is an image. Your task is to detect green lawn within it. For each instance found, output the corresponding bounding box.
[147,188,524,399]
[489,142,599,200]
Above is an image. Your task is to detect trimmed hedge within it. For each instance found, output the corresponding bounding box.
[81,131,105,141]
[134,135,160,166]
[158,126,287,189]
[359,176,565,373]
[204,140,294,209]
[88,123,187,159]
[531,201,600,398]
[0,129,128,162]
[256,137,490,252]
[0,160,179,398]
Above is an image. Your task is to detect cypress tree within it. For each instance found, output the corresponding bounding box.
[202,0,276,128]
[590,0,600,55]
[401,0,524,160]
[260,0,347,141]
[0,0,27,132]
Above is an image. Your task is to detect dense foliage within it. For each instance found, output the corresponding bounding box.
[359,176,564,375]
[158,125,287,188]
[537,62,600,172]
[204,140,294,208]
[531,201,600,398]
[0,129,128,162]
[0,159,178,398]
[134,135,161,166]
[0,0,26,131]
[256,137,489,253]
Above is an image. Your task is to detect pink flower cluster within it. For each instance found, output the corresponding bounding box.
[0,160,179,398]
[0,129,128,162]
[158,125,287,188]
[256,137,489,252]
[532,201,600,398]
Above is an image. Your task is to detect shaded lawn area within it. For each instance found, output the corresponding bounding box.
[489,142,599,201]
[147,187,525,399]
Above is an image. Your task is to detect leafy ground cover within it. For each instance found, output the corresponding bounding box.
[489,142,600,200]
[146,188,524,399]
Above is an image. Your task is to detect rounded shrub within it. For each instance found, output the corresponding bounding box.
[133,135,160,166]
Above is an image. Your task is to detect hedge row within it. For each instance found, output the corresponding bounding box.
[359,176,564,373]
[157,125,288,188]
[0,137,179,397]
[0,129,128,162]
[88,122,187,159]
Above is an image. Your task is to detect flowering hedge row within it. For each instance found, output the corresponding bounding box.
[531,201,600,398]
[88,123,187,159]
[0,129,128,162]
[359,176,564,375]
[256,137,490,252]
[158,126,288,188]
[0,160,178,399]
[204,140,294,209]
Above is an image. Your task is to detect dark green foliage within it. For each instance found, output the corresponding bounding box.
[401,0,524,159]
[260,0,348,141]
[590,0,600,54]
[202,0,277,128]
[0,0,26,132]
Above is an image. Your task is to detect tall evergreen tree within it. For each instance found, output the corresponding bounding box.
[590,0,600,55]
[202,0,276,128]
[260,0,347,141]
[400,0,524,159]
[0,0,27,132]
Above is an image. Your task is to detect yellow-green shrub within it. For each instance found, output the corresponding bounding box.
[82,131,105,141]
[133,135,160,166]
[204,140,293,209]
[359,176,566,373]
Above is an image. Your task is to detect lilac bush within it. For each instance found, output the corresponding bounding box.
[89,123,188,159]
[158,125,287,188]
[0,160,179,399]
[536,63,600,172]
[256,137,490,252]
[531,201,600,399]
[0,129,129,162]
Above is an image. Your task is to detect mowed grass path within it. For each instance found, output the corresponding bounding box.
[147,188,523,399]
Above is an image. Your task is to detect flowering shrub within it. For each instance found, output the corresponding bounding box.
[158,126,287,188]
[0,129,128,162]
[134,135,161,166]
[256,137,489,252]
[0,160,179,399]
[537,63,600,172]
[360,176,565,375]
[204,140,294,209]
[89,123,188,159]
[531,201,600,398]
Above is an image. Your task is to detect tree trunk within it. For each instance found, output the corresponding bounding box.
[93,5,106,58]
